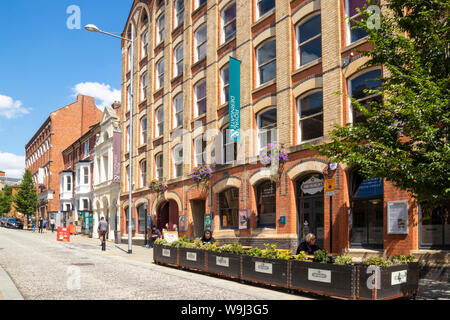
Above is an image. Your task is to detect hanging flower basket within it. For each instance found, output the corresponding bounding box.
[191,165,212,192]
[149,180,168,197]
[260,144,288,182]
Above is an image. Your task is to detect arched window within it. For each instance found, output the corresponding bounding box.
[348,69,382,123]
[256,0,275,19]
[173,94,183,128]
[155,106,164,137]
[140,72,148,101]
[140,116,147,145]
[137,204,147,234]
[140,159,147,188]
[219,187,240,229]
[156,59,164,90]
[297,91,323,143]
[221,2,236,44]
[256,39,276,85]
[174,43,184,77]
[173,144,183,178]
[141,31,148,59]
[220,64,230,104]
[174,0,185,28]
[155,153,164,181]
[257,108,277,151]
[194,24,207,62]
[296,14,322,67]
[156,14,165,44]
[257,180,276,228]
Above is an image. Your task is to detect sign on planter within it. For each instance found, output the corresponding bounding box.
[186,252,197,261]
[163,231,179,243]
[391,270,408,285]
[255,262,273,274]
[308,268,332,283]
[216,256,230,267]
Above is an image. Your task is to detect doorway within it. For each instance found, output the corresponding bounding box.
[192,200,206,238]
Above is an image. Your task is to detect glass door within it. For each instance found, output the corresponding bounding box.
[420,206,450,249]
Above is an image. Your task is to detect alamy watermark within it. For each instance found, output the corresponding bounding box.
[66,5,81,30]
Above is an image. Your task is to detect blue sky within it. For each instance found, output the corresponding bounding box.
[0,0,133,177]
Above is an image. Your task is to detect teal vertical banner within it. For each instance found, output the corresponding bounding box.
[229,57,241,143]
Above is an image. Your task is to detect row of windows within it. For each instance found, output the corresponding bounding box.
[27,139,50,167]
[60,166,90,193]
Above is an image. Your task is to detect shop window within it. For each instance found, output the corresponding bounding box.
[219,188,240,229]
[296,14,322,67]
[297,91,323,142]
[256,39,276,85]
[348,69,382,123]
[194,24,207,62]
[420,206,450,249]
[345,0,369,44]
[256,0,275,19]
[257,181,276,228]
[221,2,236,44]
[125,207,136,233]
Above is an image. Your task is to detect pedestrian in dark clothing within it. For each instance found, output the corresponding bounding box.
[201,230,215,245]
[38,218,44,234]
[296,233,321,255]
[149,226,161,248]
[98,217,108,246]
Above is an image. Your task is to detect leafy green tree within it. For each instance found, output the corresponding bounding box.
[312,0,449,213]
[13,170,38,217]
[0,184,13,216]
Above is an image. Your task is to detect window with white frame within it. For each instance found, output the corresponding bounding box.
[256,39,276,85]
[195,0,207,10]
[194,80,207,117]
[140,116,147,145]
[256,0,275,19]
[141,72,148,101]
[194,136,206,167]
[141,31,148,58]
[174,43,184,77]
[222,127,237,164]
[156,59,164,90]
[220,64,230,104]
[66,175,72,192]
[83,166,89,185]
[257,109,277,151]
[194,24,207,62]
[140,160,147,188]
[174,0,185,28]
[173,144,183,178]
[157,14,165,44]
[297,91,323,142]
[348,69,382,124]
[221,2,236,44]
[297,14,322,67]
[173,94,183,128]
[155,106,164,137]
[155,153,164,181]
[345,0,369,44]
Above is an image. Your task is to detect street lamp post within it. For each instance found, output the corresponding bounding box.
[85,24,134,254]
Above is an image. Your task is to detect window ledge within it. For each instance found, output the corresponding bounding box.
[192,2,207,17]
[252,9,275,28]
[192,113,207,123]
[292,58,322,76]
[289,137,323,153]
[218,102,229,110]
[217,36,236,52]
[341,37,369,53]
[192,57,207,70]
[252,79,276,95]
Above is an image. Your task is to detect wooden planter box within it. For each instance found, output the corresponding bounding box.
[153,244,178,266]
[206,251,241,279]
[357,263,420,300]
[241,255,289,288]
[289,261,357,299]
[178,248,206,271]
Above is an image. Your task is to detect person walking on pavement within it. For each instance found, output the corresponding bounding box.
[98,217,108,246]
[38,218,44,234]
[50,218,56,233]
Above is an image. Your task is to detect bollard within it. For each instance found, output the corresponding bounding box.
[102,233,106,251]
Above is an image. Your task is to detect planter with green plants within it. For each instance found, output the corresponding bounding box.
[153,238,179,266]
[357,255,419,300]
[205,242,245,279]
[241,244,291,288]
[176,237,208,271]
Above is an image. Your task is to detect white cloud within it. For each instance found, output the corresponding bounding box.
[72,82,121,110]
[0,153,25,179]
[0,95,31,119]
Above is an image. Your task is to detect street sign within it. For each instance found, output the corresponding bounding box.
[325,178,335,194]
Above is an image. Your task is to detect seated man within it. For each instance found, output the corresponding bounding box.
[296,233,321,255]
[148,225,161,248]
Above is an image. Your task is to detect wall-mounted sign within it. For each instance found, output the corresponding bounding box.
[229,57,241,143]
[387,201,409,234]
[204,213,213,231]
[301,176,324,195]
[239,209,249,230]
[178,215,187,232]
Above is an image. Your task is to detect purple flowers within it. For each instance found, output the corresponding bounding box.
[260,144,288,168]
[149,180,168,194]
[191,165,212,188]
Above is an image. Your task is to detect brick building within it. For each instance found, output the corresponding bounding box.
[0,171,21,218]
[118,0,449,254]
[25,95,103,225]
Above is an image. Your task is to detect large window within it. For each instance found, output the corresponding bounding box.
[174,0,185,28]
[221,2,236,44]
[157,14,165,44]
[256,39,276,85]
[194,136,206,167]
[257,181,276,228]
[66,175,72,192]
[173,145,183,178]
[140,72,148,101]
[296,14,322,67]
[222,127,237,164]
[256,0,275,19]
[138,205,146,234]
[257,109,277,151]
[156,59,165,90]
[219,188,240,229]
[140,116,147,145]
[173,94,183,128]
[155,106,164,137]
[174,43,184,77]
[141,31,148,58]
[155,153,164,181]
[140,160,147,188]
[194,80,207,117]
[420,206,450,249]
[346,0,369,44]
[348,69,382,123]
[194,24,207,62]
[220,64,230,104]
[297,91,323,142]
